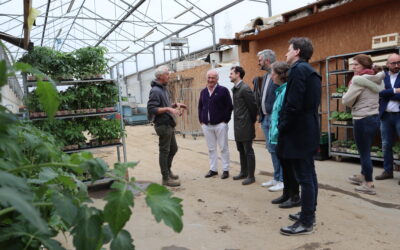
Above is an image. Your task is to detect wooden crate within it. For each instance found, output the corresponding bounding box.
[372,33,400,49]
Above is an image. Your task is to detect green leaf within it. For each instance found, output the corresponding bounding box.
[0,187,48,233]
[0,170,29,191]
[72,207,103,250]
[145,184,183,233]
[52,193,78,226]
[36,236,66,250]
[113,162,138,178]
[102,224,113,244]
[36,81,60,118]
[104,182,133,235]
[0,60,6,87]
[110,230,134,250]
[70,151,93,165]
[80,158,108,180]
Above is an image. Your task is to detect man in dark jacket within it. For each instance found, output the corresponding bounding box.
[199,69,233,179]
[278,37,321,236]
[255,49,284,193]
[375,53,400,183]
[147,65,187,187]
[230,66,258,185]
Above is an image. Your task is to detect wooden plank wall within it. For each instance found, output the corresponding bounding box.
[238,0,400,139]
[168,64,211,134]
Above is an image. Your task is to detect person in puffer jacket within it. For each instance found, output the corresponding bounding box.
[343,54,385,195]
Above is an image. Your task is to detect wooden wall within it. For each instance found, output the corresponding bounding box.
[238,0,400,139]
[168,64,211,134]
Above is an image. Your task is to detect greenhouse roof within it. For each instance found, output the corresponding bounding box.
[0,0,257,68]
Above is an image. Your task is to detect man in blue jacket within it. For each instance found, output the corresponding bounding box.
[375,53,400,184]
[278,37,321,236]
[198,69,233,179]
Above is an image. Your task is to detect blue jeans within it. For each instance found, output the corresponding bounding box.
[380,112,400,173]
[292,156,318,227]
[353,115,380,182]
[261,115,283,182]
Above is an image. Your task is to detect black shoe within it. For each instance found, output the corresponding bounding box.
[279,196,301,209]
[233,172,247,180]
[169,171,179,180]
[289,212,316,226]
[271,195,290,204]
[221,171,229,179]
[280,221,314,236]
[242,177,255,185]
[205,170,218,178]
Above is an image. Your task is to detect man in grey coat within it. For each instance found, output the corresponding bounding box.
[230,66,258,185]
[147,65,187,187]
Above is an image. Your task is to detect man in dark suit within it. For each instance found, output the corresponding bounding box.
[254,50,285,193]
[375,53,400,184]
[278,37,321,236]
[230,66,258,185]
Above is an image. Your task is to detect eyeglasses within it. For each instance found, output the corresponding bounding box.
[389,61,400,66]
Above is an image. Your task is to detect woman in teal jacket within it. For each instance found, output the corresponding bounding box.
[268,61,300,208]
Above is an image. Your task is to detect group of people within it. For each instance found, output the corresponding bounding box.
[344,53,400,195]
[148,37,321,235]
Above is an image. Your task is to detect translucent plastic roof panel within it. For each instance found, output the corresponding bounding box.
[0,0,253,64]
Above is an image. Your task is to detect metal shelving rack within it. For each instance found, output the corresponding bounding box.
[326,46,400,163]
[22,76,128,164]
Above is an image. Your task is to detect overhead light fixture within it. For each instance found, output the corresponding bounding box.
[174,6,193,19]
[135,27,157,42]
[66,0,76,13]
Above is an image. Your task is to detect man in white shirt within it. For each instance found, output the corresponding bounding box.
[375,53,400,184]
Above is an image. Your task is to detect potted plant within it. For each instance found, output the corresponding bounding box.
[62,122,86,150]
[331,85,348,98]
[18,46,56,80]
[74,46,109,79]
[330,111,352,125]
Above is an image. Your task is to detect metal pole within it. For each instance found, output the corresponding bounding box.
[152,45,156,66]
[135,55,143,103]
[116,64,128,163]
[211,16,216,51]
[122,62,128,97]
[266,0,272,17]
[326,58,331,157]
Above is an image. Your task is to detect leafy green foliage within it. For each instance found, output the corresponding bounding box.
[1,41,183,249]
[330,111,352,121]
[104,182,134,235]
[336,85,348,93]
[146,184,184,233]
[36,81,60,118]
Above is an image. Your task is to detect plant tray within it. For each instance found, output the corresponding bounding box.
[331,93,344,98]
[332,120,352,125]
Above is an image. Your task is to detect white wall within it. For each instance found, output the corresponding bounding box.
[1,85,23,113]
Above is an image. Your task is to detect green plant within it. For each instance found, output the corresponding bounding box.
[371,146,380,152]
[63,121,86,145]
[88,119,125,141]
[350,143,358,150]
[393,142,400,154]
[336,85,348,93]
[74,47,108,79]
[1,44,183,249]
[330,111,352,121]
[18,46,56,76]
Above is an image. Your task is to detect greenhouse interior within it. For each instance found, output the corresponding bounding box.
[1,0,400,249]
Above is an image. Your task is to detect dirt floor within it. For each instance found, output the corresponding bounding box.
[63,125,400,250]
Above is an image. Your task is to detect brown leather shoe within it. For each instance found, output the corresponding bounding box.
[169,171,179,180]
[375,171,393,180]
[162,178,181,187]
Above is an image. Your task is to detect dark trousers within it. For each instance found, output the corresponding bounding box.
[289,157,318,227]
[279,157,299,198]
[154,124,178,179]
[353,115,379,181]
[236,140,255,178]
[380,112,400,173]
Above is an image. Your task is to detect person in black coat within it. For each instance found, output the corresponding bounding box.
[230,66,258,185]
[278,37,321,236]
